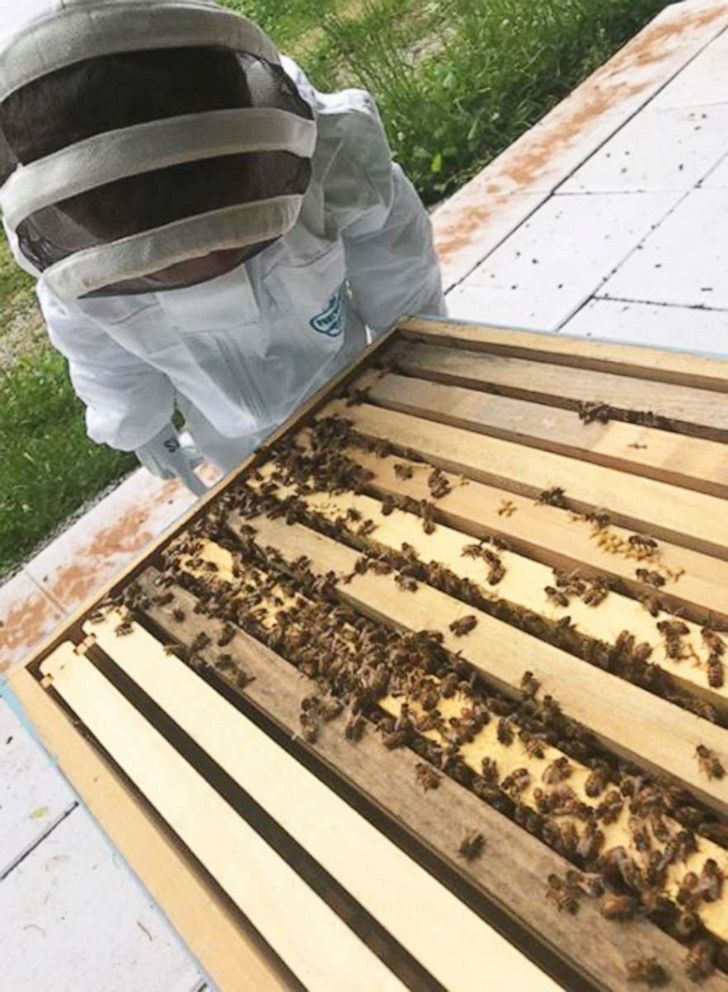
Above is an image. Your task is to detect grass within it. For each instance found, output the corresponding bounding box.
[0,0,670,578]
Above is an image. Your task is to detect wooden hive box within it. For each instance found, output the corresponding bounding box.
[9,317,728,991]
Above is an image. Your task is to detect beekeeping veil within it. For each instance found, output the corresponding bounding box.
[0,0,317,299]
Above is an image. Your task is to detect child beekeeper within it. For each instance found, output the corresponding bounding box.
[0,0,445,493]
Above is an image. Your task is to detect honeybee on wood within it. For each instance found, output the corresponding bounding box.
[685,939,716,982]
[545,874,579,914]
[675,910,700,939]
[114,619,134,637]
[191,631,211,653]
[393,462,414,480]
[635,569,665,588]
[599,893,639,920]
[172,607,186,623]
[625,956,668,988]
[415,762,440,792]
[217,654,236,673]
[427,468,451,500]
[628,534,658,552]
[502,767,530,796]
[395,573,418,592]
[575,822,604,863]
[496,716,515,747]
[584,762,610,798]
[520,732,546,760]
[542,756,573,785]
[545,585,570,608]
[565,869,604,899]
[697,858,723,903]
[217,623,236,648]
[708,657,725,689]
[695,745,725,780]
[458,830,485,862]
[537,487,568,508]
[449,615,478,637]
[345,712,366,742]
[480,756,499,785]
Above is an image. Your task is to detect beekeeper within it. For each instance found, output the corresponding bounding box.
[0,0,445,495]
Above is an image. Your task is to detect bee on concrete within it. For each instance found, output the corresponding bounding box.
[458,830,485,862]
[542,756,572,785]
[415,762,440,791]
[625,956,668,988]
[685,939,717,982]
[695,744,725,780]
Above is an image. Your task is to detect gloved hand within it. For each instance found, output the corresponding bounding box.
[136,423,208,497]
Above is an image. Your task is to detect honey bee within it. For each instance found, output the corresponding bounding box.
[427,468,451,500]
[217,623,236,648]
[542,756,572,785]
[172,607,186,623]
[695,745,725,780]
[154,591,175,607]
[545,873,579,914]
[584,763,610,798]
[501,767,531,796]
[114,619,134,637]
[685,939,716,982]
[393,462,414,480]
[496,717,515,747]
[458,830,485,862]
[625,956,668,988]
[191,631,211,653]
[536,487,568,509]
[599,892,639,920]
[381,495,396,517]
[708,657,724,689]
[415,762,440,792]
[628,534,658,552]
[545,586,570,608]
[449,615,478,637]
[395,574,418,592]
[635,568,665,588]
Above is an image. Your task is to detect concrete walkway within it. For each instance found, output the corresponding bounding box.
[2,2,728,987]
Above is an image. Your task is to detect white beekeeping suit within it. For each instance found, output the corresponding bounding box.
[0,0,445,492]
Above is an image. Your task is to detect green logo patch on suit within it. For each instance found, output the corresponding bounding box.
[310,288,344,337]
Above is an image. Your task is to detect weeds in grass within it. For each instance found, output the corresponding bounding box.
[0,344,135,577]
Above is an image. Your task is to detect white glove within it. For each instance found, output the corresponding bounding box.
[136,424,208,497]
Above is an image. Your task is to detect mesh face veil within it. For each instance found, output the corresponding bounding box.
[0,0,317,299]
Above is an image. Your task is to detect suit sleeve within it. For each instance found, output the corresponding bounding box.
[38,283,176,452]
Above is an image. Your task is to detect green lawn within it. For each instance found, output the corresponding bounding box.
[0,0,669,578]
